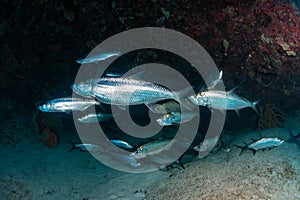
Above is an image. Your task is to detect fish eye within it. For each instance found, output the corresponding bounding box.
[200,92,205,96]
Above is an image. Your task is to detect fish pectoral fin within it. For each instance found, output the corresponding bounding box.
[228,87,238,94]
[234,109,240,116]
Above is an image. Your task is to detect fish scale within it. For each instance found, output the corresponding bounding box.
[93,77,178,106]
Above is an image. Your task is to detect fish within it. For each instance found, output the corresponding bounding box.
[68,141,104,152]
[188,88,259,114]
[76,52,121,64]
[135,139,173,154]
[38,98,100,113]
[148,100,181,114]
[69,141,140,167]
[235,137,284,155]
[110,139,134,149]
[92,77,191,109]
[131,139,187,169]
[78,113,113,123]
[156,111,198,126]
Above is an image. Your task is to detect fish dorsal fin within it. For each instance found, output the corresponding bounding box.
[228,87,238,94]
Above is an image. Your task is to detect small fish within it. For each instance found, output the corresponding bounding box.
[235,137,284,155]
[78,113,113,123]
[68,141,104,152]
[148,100,181,114]
[110,139,134,149]
[76,52,121,64]
[131,139,187,169]
[38,98,100,113]
[135,139,173,154]
[93,77,191,109]
[188,88,259,114]
[156,111,197,126]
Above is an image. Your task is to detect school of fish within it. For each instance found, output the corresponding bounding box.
[37,52,299,169]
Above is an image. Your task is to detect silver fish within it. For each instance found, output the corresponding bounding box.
[156,111,197,126]
[69,142,104,152]
[93,77,186,108]
[136,139,173,154]
[78,113,113,123]
[69,142,140,167]
[38,98,100,113]
[110,139,134,149]
[76,52,121,64]
[188,89,259,113]
[148,100,181,114]
[235,137,284,155]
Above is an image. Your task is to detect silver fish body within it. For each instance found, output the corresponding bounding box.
[78,113,113,123]
[76,52,121,64]
[38,98,100,113]
[110,139,134,149]
[93,77,179,106]
[236,137,284,155]
[136,139,172,154]
[248,138,284,150]
[69,142,104,152]
[156,111,197,126]
[189,90,258,112]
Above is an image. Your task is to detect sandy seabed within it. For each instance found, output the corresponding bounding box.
[0,112,299,200]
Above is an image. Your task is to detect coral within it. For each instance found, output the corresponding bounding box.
[254,0,300,73]
[257,103,287,132]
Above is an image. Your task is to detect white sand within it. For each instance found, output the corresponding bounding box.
[0,113,299,199]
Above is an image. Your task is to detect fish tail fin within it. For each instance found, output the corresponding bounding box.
[175,86,195,111]
[252,100,260,115]
[68,141,76,152]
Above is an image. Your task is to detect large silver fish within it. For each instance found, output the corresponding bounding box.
[76,52,121,64]
[156,111,198,126]
[188,89,259,113]
[92,77,189,109]
[235,138,284,155]
[78,113,113,123]
[38,98,100,113]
